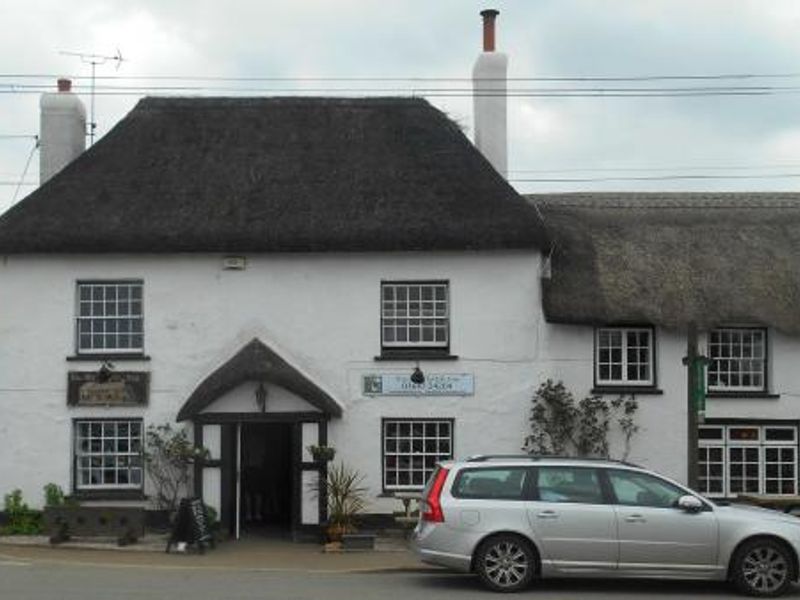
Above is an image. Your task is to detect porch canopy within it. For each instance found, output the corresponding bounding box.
[177,338,343,421]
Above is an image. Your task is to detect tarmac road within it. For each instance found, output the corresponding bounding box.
[2,550,799,600]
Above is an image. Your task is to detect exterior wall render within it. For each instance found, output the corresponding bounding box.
[2,250,796,512]
[0,250,543,511]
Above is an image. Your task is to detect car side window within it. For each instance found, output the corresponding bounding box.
[608,469,685,508]
[535,467,604,504]
[452,467,531,500]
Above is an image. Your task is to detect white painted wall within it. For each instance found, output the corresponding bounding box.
[0,250,544,511]
[2,249,795,513]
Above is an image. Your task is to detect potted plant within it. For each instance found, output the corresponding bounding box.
[307,444,336,463]
[322,462,366,542]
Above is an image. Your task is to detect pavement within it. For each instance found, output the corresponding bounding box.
[0,533,433,573]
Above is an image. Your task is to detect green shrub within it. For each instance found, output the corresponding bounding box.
[2,489,42,535]
[43,483,65,507]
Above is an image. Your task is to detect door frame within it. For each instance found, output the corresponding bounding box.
[193,411,328,539]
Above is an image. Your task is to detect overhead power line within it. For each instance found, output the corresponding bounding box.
[6,71,800,82]
[510,173,800,183]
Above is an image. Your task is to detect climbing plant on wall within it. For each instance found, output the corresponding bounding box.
[523,379,639,460]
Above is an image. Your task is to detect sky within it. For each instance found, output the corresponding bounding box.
[3,0,800,213]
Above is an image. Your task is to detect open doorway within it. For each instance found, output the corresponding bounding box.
[238,422,294,537]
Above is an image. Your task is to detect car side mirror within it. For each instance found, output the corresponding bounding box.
[677,494,704,513]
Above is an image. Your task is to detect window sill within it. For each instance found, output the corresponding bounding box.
[67,354,151,362]
[375,350,458,361]
[591,386,663,396]
[72,489,146,501]
[377,490,423,498]
[706,391,780,399]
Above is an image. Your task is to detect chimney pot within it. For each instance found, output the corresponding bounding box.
[480,9,500,52]
[57,78,72,93]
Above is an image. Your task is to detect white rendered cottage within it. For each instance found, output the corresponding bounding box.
[0,91,552,537]
[1,10,799,539]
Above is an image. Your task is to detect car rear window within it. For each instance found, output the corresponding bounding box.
[452,467,531,500]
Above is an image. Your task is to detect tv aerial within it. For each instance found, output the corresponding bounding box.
[59,49,125,146]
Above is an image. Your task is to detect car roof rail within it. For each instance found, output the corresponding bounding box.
[466,454,642,468]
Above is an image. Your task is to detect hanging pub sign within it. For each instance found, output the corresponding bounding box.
[363,373,474,396]
[67,371,150,407]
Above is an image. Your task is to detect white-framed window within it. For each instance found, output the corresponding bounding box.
[381,282,449,349]
[595,327,654,386]
[383,419,453,490]
[707,328,766,392]
[74,420,143,490]
[698,424,797,497]
[76,281,144,354]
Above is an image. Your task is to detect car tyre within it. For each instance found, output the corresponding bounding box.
[475,534,536,593]
[731,538,795,597]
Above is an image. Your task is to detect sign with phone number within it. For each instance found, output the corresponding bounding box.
[363,373,474,396]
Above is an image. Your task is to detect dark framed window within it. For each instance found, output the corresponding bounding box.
[595,327,654,387]
[382,419,453,490]
[381,282,449,350]
[76,281,144,354]
[74,419,144,490]
[707,328,767,392]
[698,423,797,497]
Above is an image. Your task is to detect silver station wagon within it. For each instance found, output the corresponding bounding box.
[412,456,800,597]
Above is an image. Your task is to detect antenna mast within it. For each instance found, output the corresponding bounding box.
[59,49,124,146]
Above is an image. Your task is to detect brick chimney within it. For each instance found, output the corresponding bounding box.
[472,9,508,178]
[40,78,86,184]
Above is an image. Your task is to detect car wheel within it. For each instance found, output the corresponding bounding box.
[732,538,794,597]
[475,534,536,593]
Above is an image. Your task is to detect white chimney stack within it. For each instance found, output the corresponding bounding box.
[472,9,508,178]
[40,78,86,184]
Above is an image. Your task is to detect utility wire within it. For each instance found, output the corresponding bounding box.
[6,71,800,82]
[510,173,800,183]
[12,137,38,203]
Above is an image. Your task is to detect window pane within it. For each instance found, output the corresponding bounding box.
[608,470,685,508]
[74,420,143,490]
[453,468,530,500]
[381,283,448,348]
[77,282,144,353]
[537,467,603,504]
[383,419,452,490]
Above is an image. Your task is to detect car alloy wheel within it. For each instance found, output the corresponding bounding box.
[477,534,535,592]
[733,539,793,597]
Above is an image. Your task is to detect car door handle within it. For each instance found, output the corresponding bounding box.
[537,510,559,519]
[624,514,646,523]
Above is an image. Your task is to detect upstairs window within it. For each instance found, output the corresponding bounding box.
[707,328,766,392]
[595,327,654,387]
[76,281,144,354]
[381,282,449,350]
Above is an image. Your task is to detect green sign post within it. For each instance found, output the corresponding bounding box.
[691,358,708,423]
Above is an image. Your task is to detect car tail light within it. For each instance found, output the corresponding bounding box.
[422,467,449,523]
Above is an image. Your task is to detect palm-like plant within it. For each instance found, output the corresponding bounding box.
[324,462,367,533]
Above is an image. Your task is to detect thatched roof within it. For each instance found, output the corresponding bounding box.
[534,193,800,334]
[0,97,548,253]
[177,338,343,421]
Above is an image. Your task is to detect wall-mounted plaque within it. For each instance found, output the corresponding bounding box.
[67,371,150,407]
[363,373,474,397]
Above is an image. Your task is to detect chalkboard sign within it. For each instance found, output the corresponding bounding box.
[165,498,215,554]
